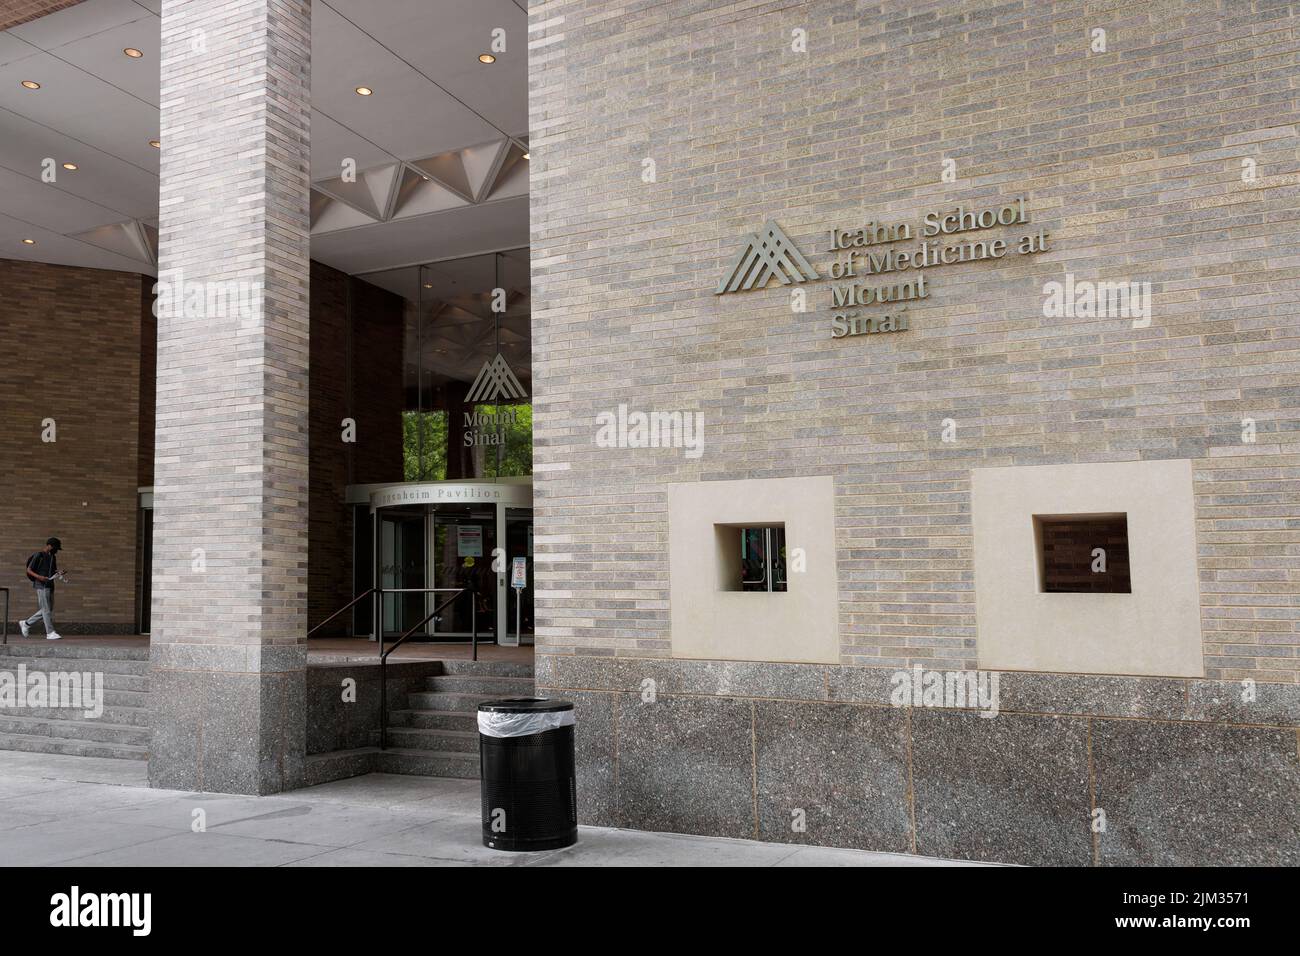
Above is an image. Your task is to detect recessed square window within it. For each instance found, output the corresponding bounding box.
[670,476,836,663]
[972,461,1202,677]
[1035,514,1131,593]
[715,524,786,592]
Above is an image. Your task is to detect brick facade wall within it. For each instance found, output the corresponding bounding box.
[528,0,1300,682]
[0,258,146,631]
[307,262,405,633]
[527,0,1300,865]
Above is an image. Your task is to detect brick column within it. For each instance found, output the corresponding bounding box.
[149,0,311,794]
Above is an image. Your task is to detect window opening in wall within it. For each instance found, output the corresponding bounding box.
[717,525,787,592]
[1035,513,1131,593]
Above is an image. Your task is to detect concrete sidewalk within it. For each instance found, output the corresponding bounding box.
[0,751,982,867]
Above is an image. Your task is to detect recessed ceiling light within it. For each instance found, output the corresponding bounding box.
[123,48,143,58]
[62,162,77,170]
[522,152,530,160]
[478,54,496,64]
[22,238,36,245]
[21,80,40,90]
[423,283,433,289]
[354,86,373,96]
[149,140,160,148]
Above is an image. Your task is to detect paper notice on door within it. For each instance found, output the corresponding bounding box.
[456,525,483,557]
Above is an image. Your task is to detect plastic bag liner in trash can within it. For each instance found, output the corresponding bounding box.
[478,697,577,851]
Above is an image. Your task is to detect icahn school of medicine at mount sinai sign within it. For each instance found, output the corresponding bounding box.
[716,197,1050,339]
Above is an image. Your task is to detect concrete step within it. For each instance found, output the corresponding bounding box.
[0,714,150,747]
[438,659,535,679]
[99,672,149,692]
[0,704,149,726]
[59,687,148,708]
[0,662,146,691]
[304,748,378,787]
[0,653,149,677]
[374,747,479,779]
[424,674,534,696]
[0,643,148,663]
[0,731,147,761]
[385,726,478,753]
[404,690,500,713]
[389,709,477,731]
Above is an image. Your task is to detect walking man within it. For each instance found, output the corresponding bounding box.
[20,537,63,640]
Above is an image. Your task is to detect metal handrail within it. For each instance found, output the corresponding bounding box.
[394,590,465,645]
[377,586,477,750]
[306,587,375,638]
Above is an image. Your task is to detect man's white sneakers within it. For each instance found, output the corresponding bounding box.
[46,631,63,641]
[18,620,30,638]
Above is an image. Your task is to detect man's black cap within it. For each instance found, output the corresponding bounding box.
[46,537,61,551]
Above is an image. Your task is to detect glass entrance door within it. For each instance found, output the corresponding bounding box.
[380,510,427,637]
[430,504,496,639]
[504,507,534,643]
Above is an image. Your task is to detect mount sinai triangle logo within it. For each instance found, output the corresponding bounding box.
[465,352,528,403]
[715,220,820,294]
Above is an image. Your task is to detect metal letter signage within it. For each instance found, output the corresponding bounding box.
[716,220,820,294]
[717,198,1050,340]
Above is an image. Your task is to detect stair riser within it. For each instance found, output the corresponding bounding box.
[0,666,147,692]
[0,657,149,677]
[424,676,535,696]
[374,751,479,779]
[0,717,149,746]
[437,660,535,679]
[0,733,147,760]
[405,691,496,712]
[0,705,149,726]
[9,688,151,708]
[0,677,146,708]
[0,645,148,662]
[385,729,477,753]
[391,711,477,731]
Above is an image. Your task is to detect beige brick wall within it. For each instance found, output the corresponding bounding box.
[151,0,312,651]
[528,0,1300,682]
[0,258,145,630]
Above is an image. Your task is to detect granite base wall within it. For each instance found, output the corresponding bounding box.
[306,660,443,755]
[538,655,1300,866]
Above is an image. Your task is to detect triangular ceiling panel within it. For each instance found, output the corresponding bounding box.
[392,167,472,220]
[461,139,509,202]
[485,143,529,202]
[310,189,333,229]
[410,151,474,203]
[68,222,153,264]
[313,162,399,220]
[311,195,383,232]
[139,222,159,263]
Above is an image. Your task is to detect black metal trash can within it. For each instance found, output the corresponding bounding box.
[478,697,577,851]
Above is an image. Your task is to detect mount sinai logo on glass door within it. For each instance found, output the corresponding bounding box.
[466,352,527,403]
[462,352,528,449]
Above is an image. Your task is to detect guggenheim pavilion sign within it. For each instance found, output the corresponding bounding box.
[716,196,1050,339]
